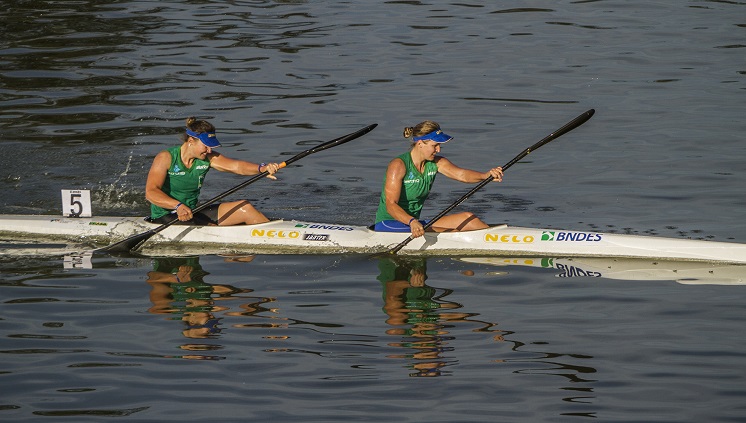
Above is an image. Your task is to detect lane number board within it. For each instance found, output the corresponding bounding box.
[61,189,92,217]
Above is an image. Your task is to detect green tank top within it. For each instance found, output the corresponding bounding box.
[375,152,438,223]
[150,145,211,219]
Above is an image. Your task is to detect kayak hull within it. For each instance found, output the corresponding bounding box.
[1,215,745,263]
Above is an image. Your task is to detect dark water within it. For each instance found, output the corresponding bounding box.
[2,1,745,421]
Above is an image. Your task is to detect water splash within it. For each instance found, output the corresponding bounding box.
[93,154,147,216]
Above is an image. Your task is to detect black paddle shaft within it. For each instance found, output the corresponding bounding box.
[388,109,595,254]
[98,123,378,253]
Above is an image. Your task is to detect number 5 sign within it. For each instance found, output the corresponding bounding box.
[61,189,92,217]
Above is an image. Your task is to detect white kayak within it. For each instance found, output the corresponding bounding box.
[458,257,746,285]
[1,214,746,263]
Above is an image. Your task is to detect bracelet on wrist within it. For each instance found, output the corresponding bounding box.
[408,217,417,226]
[259,162,267,172]
[174,202,182,210]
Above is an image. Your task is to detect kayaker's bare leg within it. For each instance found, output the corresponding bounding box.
[217,201,269,225]
[429,211,489,232]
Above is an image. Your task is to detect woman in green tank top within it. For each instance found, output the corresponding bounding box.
[374,120,504,238]
[146,117,282,226]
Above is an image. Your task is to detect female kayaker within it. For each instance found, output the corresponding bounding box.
[146,117,281,225]
[374,120,503,238]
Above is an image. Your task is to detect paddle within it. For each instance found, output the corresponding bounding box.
[387,109,595,254]
[98,123,378,253]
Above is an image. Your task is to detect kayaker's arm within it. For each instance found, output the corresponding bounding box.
[145,151,182,210]
[435,156,503,183]
[209,153,280,179]
[383,158,425,238]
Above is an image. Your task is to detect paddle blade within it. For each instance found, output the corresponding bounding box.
[282,123,378,167]
[386,236,414,255]
[96,230,156,253]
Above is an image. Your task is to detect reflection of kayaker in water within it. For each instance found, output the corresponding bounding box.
[377,257,433,326]
[376,257,451,377]
[146,256,243,339]
[377,257,507,377]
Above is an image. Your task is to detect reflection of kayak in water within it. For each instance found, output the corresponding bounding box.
[1,215,746,263]
[458,257,746,285]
